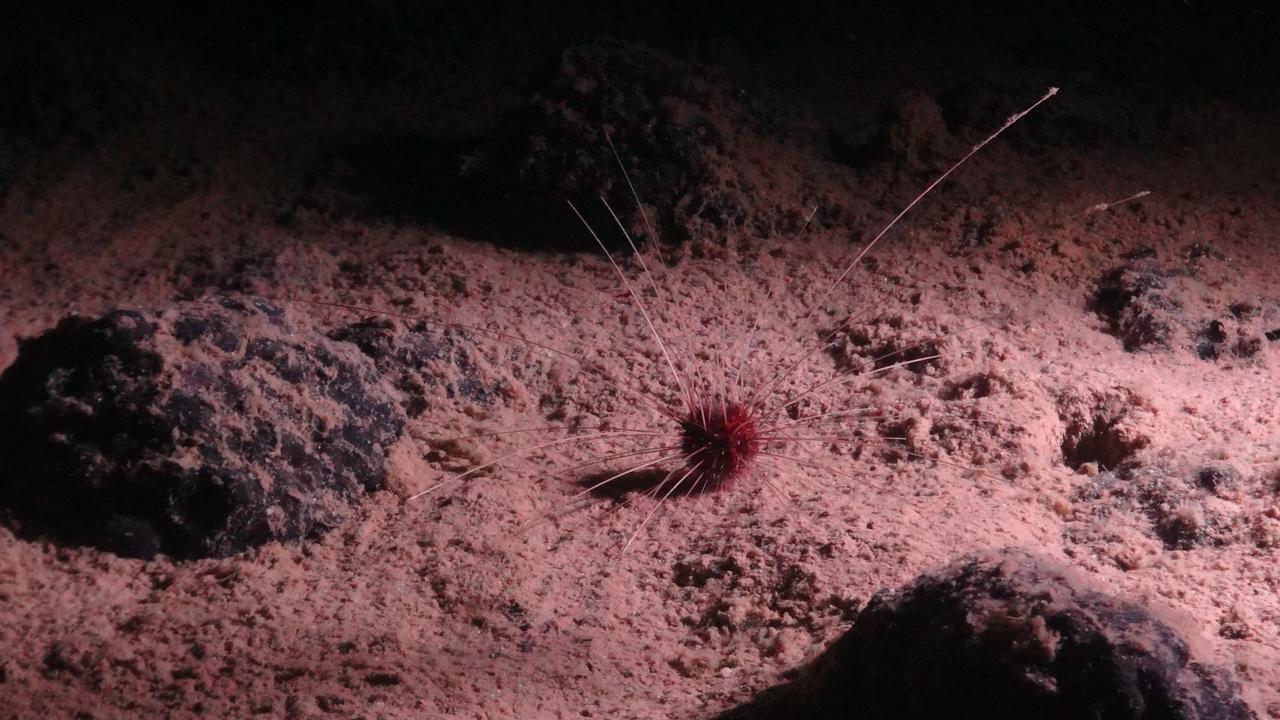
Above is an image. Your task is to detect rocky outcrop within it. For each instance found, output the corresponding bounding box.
[718,548,1254,720]
[0,295,405,560]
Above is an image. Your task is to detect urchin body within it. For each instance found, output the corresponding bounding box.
[677,400,762,493]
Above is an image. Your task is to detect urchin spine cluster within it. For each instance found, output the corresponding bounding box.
[677,400,762,493]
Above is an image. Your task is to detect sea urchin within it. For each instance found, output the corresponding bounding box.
[677,400,762,494]
[380,87,1059,553]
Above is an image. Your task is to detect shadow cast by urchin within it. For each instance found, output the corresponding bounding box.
[578,467,682,501]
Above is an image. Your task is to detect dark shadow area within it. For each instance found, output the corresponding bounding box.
[578,467,669,500]
[4,1,1278,261]
[577,465,720,501]
[326,134,472,229]
[1060,412,1145,471]
[0,313,207,559]
[326,131,641,253]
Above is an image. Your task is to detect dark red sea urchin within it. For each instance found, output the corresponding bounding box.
[678,400,761,493]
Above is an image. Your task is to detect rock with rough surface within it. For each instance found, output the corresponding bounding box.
[718,548,1254,720]
[0,295,405,560]
[445,40,835,250]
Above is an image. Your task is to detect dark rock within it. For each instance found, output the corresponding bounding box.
[1197,319,1229,359]
[1197,465,1240,496]
[1197,314,1269,360]
[0,295,405,560]
[327,318,504,417]
[1094,261,1276,360]
[1070,459,1241,551]
[718,548,1254,720]
[468,41,722,250]
[364,671,401,687]
[1093,262,1178,352]
[402,40,832,252]
[1184,242,1225,262]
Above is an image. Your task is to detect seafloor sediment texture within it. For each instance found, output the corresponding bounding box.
[1,5,1279,719]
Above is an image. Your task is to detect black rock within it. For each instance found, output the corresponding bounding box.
[1070,459,1240,551]
[0,295,405,560]
[332,40,850,252]
[326,317,505,417]
[1196,465,1241,497]
[424,40,827,251]
[718,548,1254,720]
[1092,260,1276,360]
[464,40,733,251]
[1093,262,1178,352]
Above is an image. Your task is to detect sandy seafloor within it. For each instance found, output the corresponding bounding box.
[2,8,1280,719]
